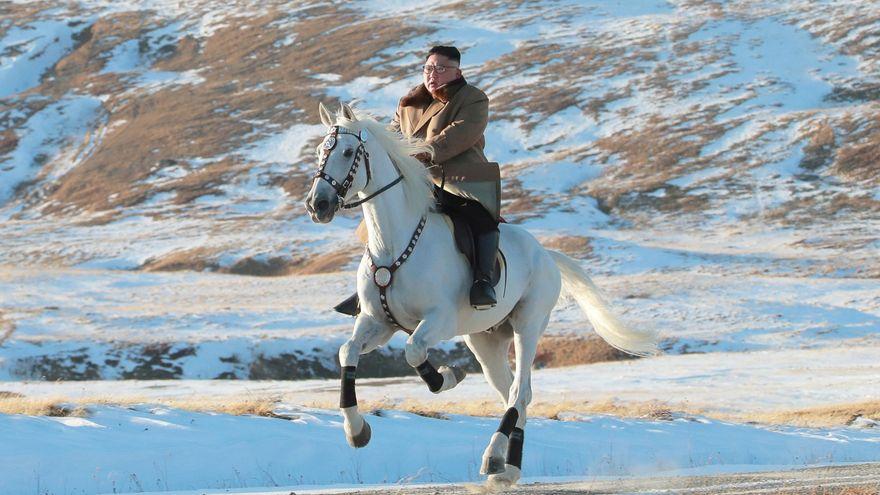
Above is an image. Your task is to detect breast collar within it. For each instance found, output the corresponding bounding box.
[367,215,427,333]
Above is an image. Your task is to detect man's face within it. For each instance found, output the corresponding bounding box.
[423,53,461,94]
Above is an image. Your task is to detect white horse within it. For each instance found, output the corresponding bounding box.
[305,102,658,486]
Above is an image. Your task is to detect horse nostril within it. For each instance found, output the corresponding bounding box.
[316,199,329,212]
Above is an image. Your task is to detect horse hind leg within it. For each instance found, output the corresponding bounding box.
[487,307,551,487]
[465,329,516,476]
[338,316,394,448]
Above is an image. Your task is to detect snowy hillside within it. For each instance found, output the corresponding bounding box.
[1,0,877,270]
[1,0,878,378]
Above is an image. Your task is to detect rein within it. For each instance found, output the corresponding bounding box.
[313,125,404,210]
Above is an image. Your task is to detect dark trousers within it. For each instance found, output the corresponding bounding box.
[435,187,498,235]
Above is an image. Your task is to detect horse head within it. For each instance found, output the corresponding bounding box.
[305,102,373,223]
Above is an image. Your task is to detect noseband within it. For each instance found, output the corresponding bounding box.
[312,125,403,210]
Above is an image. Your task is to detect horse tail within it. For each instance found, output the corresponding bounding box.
[548,250,659,357]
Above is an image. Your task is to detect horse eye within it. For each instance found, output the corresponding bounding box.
[343,148,354,158]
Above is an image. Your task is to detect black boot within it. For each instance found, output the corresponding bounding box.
[334,293,360,316]
[470,229,499,310]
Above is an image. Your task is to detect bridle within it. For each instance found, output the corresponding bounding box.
[311,125,404,211]
[309,123,426,333]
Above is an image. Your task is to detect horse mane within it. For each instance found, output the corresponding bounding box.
[332,106,436,216]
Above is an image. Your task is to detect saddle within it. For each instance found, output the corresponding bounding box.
[340,210,505,320]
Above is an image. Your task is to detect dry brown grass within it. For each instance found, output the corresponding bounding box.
[343,398,880,428]
[765,190,880,226]
[0,130,17,155]
[289,246,360,275]
[534,334,633,368]
[584,112,730,212]
[778,487,879,495]
[538,235,593,258]
[738,401,880,429]
[140,247,221,273]
[499,177,543,221]
[485,40,627,127]
[314,398,679,423]
[832,116,880,185]
[3,392,878,431]
[0,397,89,417]
[13,4,433,218]
[140,245,359,276]
[0,311,14,345]
[799,118,837,171]
[0,395,282,418]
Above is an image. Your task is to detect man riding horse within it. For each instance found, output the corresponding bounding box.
[336,45,501,314]
[306,49,658,483]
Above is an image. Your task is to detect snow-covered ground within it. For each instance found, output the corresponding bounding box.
[2,404,879,495]
[5,343,880,417]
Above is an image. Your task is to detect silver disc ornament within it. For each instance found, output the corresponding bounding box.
[373,266,392,288]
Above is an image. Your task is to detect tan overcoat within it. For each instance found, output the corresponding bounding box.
[392,78,501,220]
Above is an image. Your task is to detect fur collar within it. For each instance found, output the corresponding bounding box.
[400,77,467,107]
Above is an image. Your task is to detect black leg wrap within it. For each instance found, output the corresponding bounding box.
[506,427,524,469]
[339,366,357,408]
[415,360,443,393]
[497,407,518,437]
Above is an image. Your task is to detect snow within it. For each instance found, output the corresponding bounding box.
[0,95,103,204]
[242,124,325,165]
[0,404,878,495]
[0,19,87,98]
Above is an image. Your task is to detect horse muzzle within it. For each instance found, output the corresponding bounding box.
[305,188,338,224]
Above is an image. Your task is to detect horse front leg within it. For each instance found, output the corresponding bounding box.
[339,315,394,448]
[404,308,465,394]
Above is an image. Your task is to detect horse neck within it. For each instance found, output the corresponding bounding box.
[360,153,425,262]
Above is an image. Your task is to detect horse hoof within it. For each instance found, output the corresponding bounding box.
[480,456,506,475]
[435,365,466,393]
[487,465,521,487]
[450,365,466,383]
[347,419,371,448]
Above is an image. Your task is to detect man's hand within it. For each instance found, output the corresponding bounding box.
[413,152,432,164]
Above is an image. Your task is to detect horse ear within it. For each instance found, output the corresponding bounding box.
[318,102,333,127]
[340,102,356,121]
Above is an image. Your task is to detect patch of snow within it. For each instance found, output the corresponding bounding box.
[0,19,86,97]
[48,417,105,428]
[0,95,103,204]
[313,73,342,82]
[517,161,602,194]
[242,124,325,165]
[100,39,143,74]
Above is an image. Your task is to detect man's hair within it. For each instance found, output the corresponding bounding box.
[426,45,461,64]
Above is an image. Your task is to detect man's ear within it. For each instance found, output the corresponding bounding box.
[318,102,333,127]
